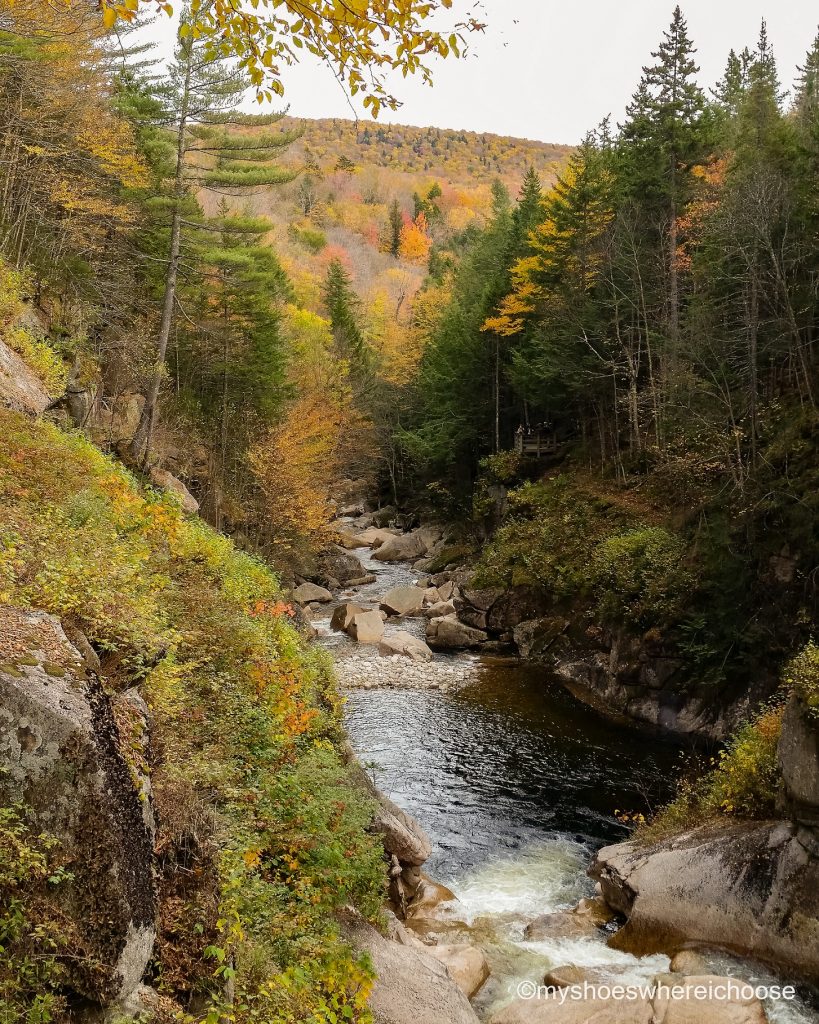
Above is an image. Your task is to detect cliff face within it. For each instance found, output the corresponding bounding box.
[0,606,156,1009]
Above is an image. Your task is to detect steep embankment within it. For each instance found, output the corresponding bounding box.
[0,411,387,1021]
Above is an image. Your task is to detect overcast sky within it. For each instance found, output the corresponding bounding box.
[260,0,819,144]
[143,1,819,144]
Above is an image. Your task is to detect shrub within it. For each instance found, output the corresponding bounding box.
[783,641,819,720]
[640,702,784,842]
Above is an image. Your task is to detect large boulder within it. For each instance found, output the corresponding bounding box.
[331,602,366,631]
[372,531,428,563]
[0,607,156,1007]
[378,632,433,663]
[426,943,490,998]
[380,586,426,617]
[149,467,199,514]
[334,529,370,550]
[316,545,367,586]
[427,615,487,650]
[591,819,819,982]
[426,600,456,619]
[0,335,52,416]
[349,609,385,644]
[292,582,332,604]
[339,910,480,1024]
[778,695,819,826]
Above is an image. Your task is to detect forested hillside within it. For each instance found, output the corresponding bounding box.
[1,0,819,1020]
[399,11,819,717]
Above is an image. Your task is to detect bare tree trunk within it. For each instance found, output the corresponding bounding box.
[130,46,192,465]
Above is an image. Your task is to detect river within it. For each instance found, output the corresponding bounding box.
[315,539,818,1023]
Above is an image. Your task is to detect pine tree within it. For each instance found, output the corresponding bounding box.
[387,198,403,257]
[322,259,368,367]
[130,3,299,463]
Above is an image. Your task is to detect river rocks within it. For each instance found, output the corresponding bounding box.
[423,586,442,604]
[293,582,332,604]
[379,632,433,663]
[373,530,429,562]
[426,943,490,998]
[331,601,366,631]
[349,609,385,644]
[149,467,199,514]
[316,545,367,586]
[544,964,613,988]
[670,951,708,975]
[777,695,819,826]
[381,586,426,617]
[371,505,396,527]
[426,600,456,619]
[333,645,474,691]
[427,614,487,650]
[523,910,602,941]
[372,795,433,867]
[437,580,457,602]
[0,607,156,1007]
[339,910,480,1024]
[456,606,488,630]
[591,819,819,982]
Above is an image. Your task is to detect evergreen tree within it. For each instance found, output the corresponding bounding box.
[129,4,299,463]
[387,198,403,257]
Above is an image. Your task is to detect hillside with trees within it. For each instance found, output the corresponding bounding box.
[1,0,819,1021]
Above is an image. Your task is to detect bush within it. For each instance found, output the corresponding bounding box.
[783,641,819,720]
[0,261,68,395]
[640,702,784,842]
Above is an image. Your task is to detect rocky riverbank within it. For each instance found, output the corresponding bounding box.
[304,510,819,1024]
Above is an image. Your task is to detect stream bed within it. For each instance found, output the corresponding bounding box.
[317,540,818,1023]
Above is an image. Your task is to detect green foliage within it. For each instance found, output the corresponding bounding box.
[0,805,75,1024]
[0,412,385,1023]
[642,703,784,841]
[473,477,694,630]
[289,223,328,253]
[783,641,819,721]
[0,264,67,395]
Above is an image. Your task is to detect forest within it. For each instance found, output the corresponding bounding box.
[0,0,818,1021]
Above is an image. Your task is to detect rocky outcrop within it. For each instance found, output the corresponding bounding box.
[339,910,480,1024]
[0,606,156,1007]
[778,696,819,826]
[590,819,819,982]
[149,467,199,514]
[0,336,51,415]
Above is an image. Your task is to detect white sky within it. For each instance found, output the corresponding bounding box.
[146,1,819,144]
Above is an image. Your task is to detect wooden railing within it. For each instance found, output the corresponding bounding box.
[514,431,561,457]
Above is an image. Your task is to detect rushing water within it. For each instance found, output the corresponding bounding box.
[324,535,818,1022]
